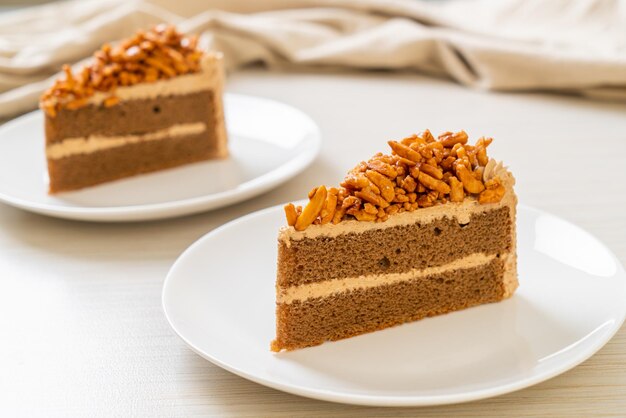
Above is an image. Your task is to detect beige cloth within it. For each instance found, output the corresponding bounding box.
[1,0,625,118]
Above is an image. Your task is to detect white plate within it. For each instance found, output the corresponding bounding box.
[0,94,320,222]
[162,204,626,406]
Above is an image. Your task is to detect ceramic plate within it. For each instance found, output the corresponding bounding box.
[162,203,626,406]
[0,94,320,222]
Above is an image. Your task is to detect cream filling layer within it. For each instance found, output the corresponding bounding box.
[46,122,207,159]
[278,252,508,304]
[279,161,516,244]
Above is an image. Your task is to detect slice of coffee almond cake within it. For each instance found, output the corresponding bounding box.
[40,25,227,193]
[272,130,517,352]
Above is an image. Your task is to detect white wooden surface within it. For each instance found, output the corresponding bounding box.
[1,69,625,417]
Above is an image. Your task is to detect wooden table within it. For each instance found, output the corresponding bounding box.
[2,69,625,417]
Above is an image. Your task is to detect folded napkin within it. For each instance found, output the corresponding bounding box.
[1,0,625,118]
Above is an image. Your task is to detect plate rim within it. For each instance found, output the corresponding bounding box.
[0,94,321,222]
[162,203,626,406]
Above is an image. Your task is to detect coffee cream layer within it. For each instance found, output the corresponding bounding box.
[46,123,207,159]
[278,252,516,304]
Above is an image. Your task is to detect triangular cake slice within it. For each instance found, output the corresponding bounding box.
[272,130,517,352]
[40,25,227,193]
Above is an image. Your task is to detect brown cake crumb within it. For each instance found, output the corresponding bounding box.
[40,24,204,117]
[285,130,506,231]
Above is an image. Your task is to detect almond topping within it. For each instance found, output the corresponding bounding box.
[40,25,207,116]
[286,131,506,229]
[294,186,327,231]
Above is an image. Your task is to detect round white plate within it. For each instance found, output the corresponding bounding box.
[163,204,626,406]
[0,94,320,222]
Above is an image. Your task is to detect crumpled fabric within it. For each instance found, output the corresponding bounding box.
[1,0,624,118]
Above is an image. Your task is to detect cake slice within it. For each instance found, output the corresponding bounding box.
[272,130,517,352]
[40,24,227,193]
